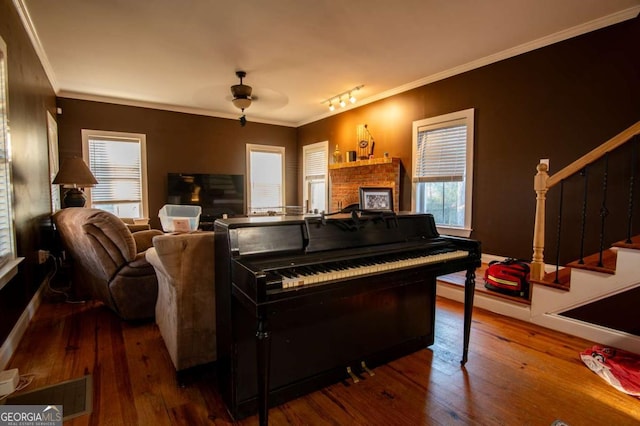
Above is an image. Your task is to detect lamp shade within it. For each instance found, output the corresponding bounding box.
[232,96,252,110]
[52,157,98,187]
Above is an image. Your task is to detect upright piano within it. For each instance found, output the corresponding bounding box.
[214,211,481,425]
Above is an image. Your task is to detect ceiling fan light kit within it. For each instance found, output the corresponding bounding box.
[231,70,252,126]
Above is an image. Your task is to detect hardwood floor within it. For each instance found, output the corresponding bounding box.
[6,295,640,425]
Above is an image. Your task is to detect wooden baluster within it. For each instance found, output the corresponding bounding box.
[532,163,549,281]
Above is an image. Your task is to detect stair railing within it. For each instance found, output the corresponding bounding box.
[531,121,640,281]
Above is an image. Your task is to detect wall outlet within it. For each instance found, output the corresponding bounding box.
[540,158,550,170]
[38,249,49,264]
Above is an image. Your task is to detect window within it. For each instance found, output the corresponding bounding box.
[0,37,21,289]
[412,108,474,237]
[302,141,328,213]
[47,111,60,211]
[82,129,148,219]
[246,144,285,215]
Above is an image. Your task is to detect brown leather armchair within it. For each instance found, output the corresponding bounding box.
[52,208,163,320]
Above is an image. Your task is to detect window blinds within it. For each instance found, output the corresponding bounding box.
[0,47,13,266]
[249,150,283,210]
[88,138,142,205]
[304,148,326,180]
[0,147,11,263]
[414,124,467,182]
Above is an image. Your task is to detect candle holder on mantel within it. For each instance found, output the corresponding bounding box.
[356,124,375,159]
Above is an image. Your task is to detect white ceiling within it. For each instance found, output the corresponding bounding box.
[16,0,640,127]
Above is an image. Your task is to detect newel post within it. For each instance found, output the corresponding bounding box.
[531,163,549,280]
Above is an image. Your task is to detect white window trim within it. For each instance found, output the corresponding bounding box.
[246,143,286,215]
[81,129,149,219]
[302,141,328,213]
[411,108,474,238]
[0,36,23,290]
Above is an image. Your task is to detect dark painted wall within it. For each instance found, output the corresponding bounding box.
[298,16,640,262]
[2,2,639,349]
[0,1,57,343]
[56,99,298,230]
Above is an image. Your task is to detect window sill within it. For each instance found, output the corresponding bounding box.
[0,257,24,292]
[437,226,472,238]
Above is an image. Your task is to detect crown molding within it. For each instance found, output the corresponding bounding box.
[12,0,59,92]
[57,91,297,127]
[297,6,640,127]
[12,0,639,129]
[13,0,295,127]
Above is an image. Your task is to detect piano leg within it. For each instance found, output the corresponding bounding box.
[461,267,476,366]
[256,314,271,426]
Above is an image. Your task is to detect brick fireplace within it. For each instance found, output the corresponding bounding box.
[328,157,401,212]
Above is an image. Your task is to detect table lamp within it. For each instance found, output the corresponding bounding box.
[52,157,98,208]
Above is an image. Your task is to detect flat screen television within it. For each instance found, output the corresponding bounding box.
[167,173,245,223]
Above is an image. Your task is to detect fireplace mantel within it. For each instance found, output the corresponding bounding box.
[329,156,396,170]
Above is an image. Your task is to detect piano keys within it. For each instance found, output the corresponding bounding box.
[214,212,481,425]
[270,247,470,289]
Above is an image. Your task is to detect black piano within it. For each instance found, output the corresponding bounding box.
[214,211,481,425]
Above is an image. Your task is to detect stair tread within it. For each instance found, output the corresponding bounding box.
[530,267,571,291]
[566,248,617,274]
[612,235,640,250]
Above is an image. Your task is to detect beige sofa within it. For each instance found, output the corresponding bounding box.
[53,208,163,321]
[145,232,217,373]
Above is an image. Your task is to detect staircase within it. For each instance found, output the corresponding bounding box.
[438,244,640,354]
[439,121,640,354]
[530,241,640,354]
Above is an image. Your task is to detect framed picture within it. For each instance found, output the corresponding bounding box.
[359,187,393,211]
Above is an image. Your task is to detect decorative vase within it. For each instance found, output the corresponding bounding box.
[333,144,342,163]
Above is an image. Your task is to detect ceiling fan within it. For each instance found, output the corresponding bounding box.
[231,71,253,126]
[227,71,288,126]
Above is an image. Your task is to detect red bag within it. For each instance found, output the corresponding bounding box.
[484,258,530,298]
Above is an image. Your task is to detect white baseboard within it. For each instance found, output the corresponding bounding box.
[0,281,45,370]
[531,313,640,354]
[437,281,531,321]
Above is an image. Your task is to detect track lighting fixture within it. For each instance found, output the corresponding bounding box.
[322,85,364,112]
